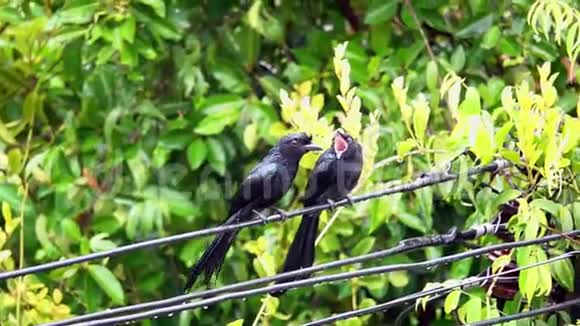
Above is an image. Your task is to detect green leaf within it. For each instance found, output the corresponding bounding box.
[550,258,574,291]
[194,116,231,135]
[63,39,84,90]
[0,7,23,24]
[397,138,415,158]
[207,138,226,176]
[456,14,493,38]
[459,87,481,118]
[54,0,100,24]
[137,0,166,17]
[397,212,427,233]
[0,184,35,217]
[89,234,118,252]
[531,198,560,217]
[155,188,198,218]
[481,26,501,49]
[61,219,83,243]
[520,266,539,302]
[87,265,125,305]
[119,16,136,43]
[131,6,180,40]
[243,124,258,151]
[498,37,521,57]
[557,206,573,232]
[0,118,16,145]
[199,94,245,115]
[258,76,287,101]
[473,120,495,164]
[364,1,399,25]
[458,297,482,323]
[426,60,439,91]
[388,271,409,288]
[450,45,466,72]
[494,121,512,149]
[238,25,260,68]
[412,97,430,146]
[492,255,511,273]
[351,237,375,256]
[490,189,520,211]
[187,138,208,170]
[7,148,22,175]
[226,319,244,326]
[23,89,43,125]
[444,290,461,314]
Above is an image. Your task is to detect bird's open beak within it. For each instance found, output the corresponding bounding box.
[335,128,348,138]
[304,143,323,152]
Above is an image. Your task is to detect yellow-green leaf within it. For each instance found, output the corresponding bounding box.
[444,289,461,314]
[550,258,574,291]
[397,139,416,159]
[243,123,258,151]
[187,138,208,170]
[426,60,439,91]
[87,265,125,305]
[388,271,409,288]
[412,95,430,146]
[226,319,244,326]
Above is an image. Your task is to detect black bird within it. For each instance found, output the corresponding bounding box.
[272,129,363,295]
[184,132,322,292]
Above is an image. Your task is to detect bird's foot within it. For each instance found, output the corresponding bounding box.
[343,195,355,207]
[252,209,268,224]
[326,199,337,211]
[441,226,459,244]
[272,207,288,221]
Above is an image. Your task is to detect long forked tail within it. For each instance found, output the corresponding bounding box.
[183,212,242,292]
[271,212,320,296]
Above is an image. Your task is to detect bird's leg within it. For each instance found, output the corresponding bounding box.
[272,207,288,221]
[326,199,337,211]
[252,209,268,224]
[342,195,355,207]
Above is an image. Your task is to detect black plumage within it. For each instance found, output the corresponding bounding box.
[272,129,363,295]
[184,132,322,292]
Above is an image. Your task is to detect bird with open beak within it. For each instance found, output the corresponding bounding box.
[271,128,363,295]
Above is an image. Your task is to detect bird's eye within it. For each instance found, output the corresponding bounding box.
[291,139,298,145]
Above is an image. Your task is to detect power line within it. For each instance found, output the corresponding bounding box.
[44,231,577,326]
[465,297,580,326]
[304,251,580,326]
[43,223,503,326]
[0,159,510,282]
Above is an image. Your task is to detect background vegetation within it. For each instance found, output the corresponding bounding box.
[0,0,579,325]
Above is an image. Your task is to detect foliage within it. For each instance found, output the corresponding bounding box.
[0,0,579,325]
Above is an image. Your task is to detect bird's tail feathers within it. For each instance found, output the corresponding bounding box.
[183,212,243,292]
[271,212,320,296]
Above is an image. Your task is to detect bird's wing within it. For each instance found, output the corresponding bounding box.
[228,162,279,216]
[303,150,335,205]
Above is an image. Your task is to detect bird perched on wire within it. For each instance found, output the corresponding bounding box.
[184,132,322,292]
[272,129,363,296]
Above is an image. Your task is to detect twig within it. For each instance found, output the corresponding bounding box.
[403,0,436,61]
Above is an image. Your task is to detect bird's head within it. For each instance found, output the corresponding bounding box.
[333,129,360,159]
[279,132,322,157]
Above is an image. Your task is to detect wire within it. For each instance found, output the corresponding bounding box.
[43,223,501,326]
[304,251,580,326]
[466,298,580,326]
[43,231,577,326]
[0,159,510,282]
